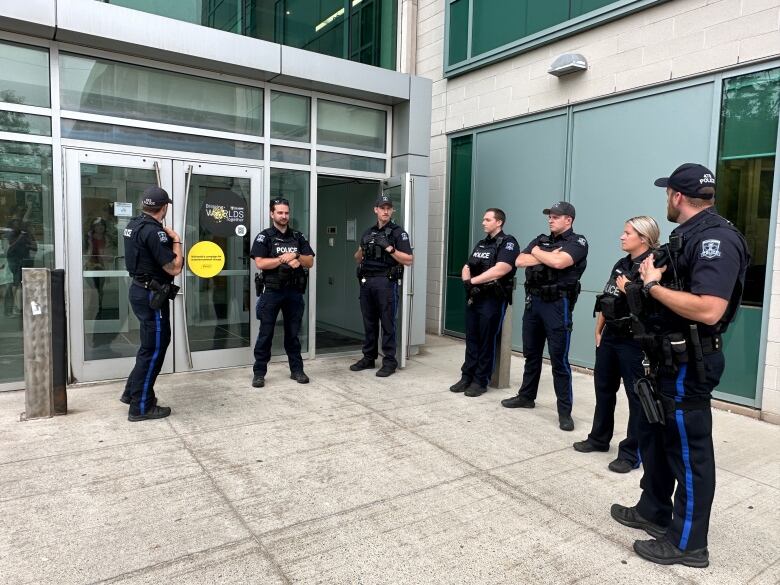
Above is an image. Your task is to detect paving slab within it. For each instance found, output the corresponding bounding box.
[0,334,777,584]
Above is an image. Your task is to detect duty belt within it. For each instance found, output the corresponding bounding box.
[525,284,578,300]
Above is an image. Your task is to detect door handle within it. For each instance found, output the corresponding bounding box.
[180,164,194,368]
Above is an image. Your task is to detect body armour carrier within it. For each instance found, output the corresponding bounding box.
[258,230,308,293]
[359,225,404,281]
[594,252,650,336]
[524,235,578,302]
[124,214,173,284]
[467,235,515,304]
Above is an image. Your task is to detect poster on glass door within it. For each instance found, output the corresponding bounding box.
[200,189,247,238]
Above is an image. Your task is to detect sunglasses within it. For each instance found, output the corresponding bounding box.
[272,197,290,206]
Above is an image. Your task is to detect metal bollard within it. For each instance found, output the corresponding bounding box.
[490,304,513,389]
[21,267,67,420]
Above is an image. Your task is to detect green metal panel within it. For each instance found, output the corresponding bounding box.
[448,0,469,66]
[571,0,617,18]
[471,114,569,350]
[715,307,762,403]
[443,135,473,334]
[568,84,715,368]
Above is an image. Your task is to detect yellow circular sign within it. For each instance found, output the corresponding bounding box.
[187,241,225,279]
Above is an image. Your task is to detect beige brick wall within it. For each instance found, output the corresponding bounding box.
[415,0,780,416]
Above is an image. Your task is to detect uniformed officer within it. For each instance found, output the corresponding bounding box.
[121,186,183,422]
[573,216,660,473]
[251,197,315,388]
[611,163,749,568]
[501,202,588,431]
[449,208,519,396]
[350,193,414,377]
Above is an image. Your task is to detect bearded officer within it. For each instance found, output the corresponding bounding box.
[251,197,315,388]
[121,186,183,421]
[611,163,749,568]
[449,208,519,397]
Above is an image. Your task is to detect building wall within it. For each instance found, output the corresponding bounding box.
[415,0,780,419]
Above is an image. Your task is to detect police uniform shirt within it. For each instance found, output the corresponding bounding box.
[522,228,588,285]
[665,207,748,333]
[468,231,520,279]
[603,251,652,298]
[250,226,315,271]
[359,221,412,274]
[124,214,176,284]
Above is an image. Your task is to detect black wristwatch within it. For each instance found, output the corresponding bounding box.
[643,280,660,294]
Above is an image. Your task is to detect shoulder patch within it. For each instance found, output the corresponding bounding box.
[700,239,721,260]
[257,234,266,243]
[157,231,168,243]
[577,236,587,247]
[400,232,409,241]
[505,241,515,251]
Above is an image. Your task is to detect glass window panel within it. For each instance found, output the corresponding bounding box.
[0,140,54,383]
[716,67,780,307]
[448,0,469,65]
[0,112,51,137]
[570,0,617,18]
[281,0,346,58]
[269,168,310,353]
[473,0,528,55]
[80,164,156,360]
[61,119,263,160]
[271,145,310,165]
[0,41,50,108]
[317,100,386,153]
[317,151,385,173]
[527,1,570,37]
[271,91,311,141]
[59,53,263,135]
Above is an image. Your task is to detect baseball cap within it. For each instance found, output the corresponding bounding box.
[375,193,393,207]
[543,201,575,218]
[654,163,716,199]
[141,186,173,207]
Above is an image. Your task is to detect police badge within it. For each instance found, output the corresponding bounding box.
[700,239,721,259]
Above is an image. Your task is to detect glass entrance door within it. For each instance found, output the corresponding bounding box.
[66,149,262,383]
[171,162,262,371]
[65,150,175,382]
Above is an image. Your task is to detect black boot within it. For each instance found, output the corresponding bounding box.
[501,394,535,408]
[633,538,709,568]
[610,504,667,539]
[449,376,471,393]
[464,382,487,397]
[350,357,376,371]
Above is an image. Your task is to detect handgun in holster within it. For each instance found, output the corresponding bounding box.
[633,376,666,425]
[254,272,264,296]
[147,280,180,310]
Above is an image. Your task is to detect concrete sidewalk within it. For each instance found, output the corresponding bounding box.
[1,335,778,584]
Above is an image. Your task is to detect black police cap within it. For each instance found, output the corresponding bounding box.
[654,163,716,199]
[375,193,393,207]
[141,186,173,207]
[543,201,575,218]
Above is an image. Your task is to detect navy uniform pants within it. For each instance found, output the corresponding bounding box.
[126,283,171,416]
[517,294,574,415]
[587,330,643,465]
[636,352,724,551]
[253,287,305,376]
[359,275,399,369]
[461,295,507,387]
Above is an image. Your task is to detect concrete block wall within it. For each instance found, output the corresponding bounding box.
[415,0,780,418]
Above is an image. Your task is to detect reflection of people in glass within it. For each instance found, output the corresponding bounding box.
[4,204,37,316]
[84,217,116,320]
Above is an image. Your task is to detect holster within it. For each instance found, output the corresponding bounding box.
[146,279,179,310]
[254,272,264,296]
[633,377,665,425]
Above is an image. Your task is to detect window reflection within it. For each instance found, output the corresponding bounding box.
[0,141,53,383]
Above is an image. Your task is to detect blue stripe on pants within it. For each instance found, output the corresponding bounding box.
[674,364,694,550]
[562,297,573,404]
[140,291,162,415]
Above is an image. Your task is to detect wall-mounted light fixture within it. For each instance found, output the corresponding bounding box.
[548,53,588,77]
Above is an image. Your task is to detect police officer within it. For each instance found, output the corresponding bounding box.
[251,197,315,388]
[611,164,749,568]
[449,208,519,397]
[501,202,588,431]
[121,186,183,422]
[573,216,660,473]
[350,193,413,377]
